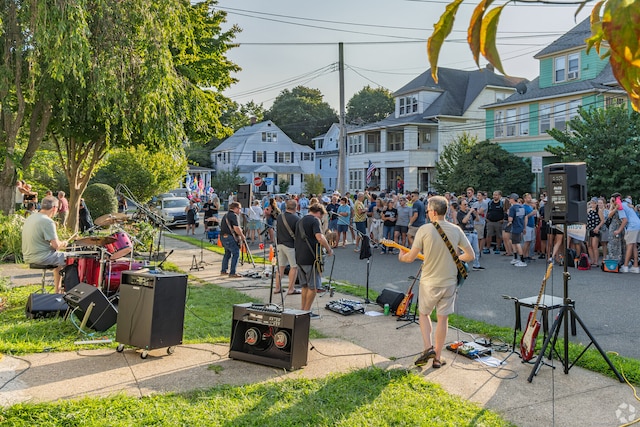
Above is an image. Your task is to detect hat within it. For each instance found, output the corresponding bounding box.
[590,197,599,203]
[611,192,621,198]
[509,193,519,200]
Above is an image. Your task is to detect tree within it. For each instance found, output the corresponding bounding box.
[435,134,533,195]
[93,146,187,203]
[426,0,640,111]
[547,106,640,197]
[265,86,338,147]
[212,168,246,200]
[303,174,325,196]
[346,86,394,125]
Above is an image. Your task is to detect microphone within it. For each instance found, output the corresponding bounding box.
[157,249,174,270]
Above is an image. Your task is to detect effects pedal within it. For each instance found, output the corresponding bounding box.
[449,341,465,350]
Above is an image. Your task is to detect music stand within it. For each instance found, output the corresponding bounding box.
[527,222,623,383]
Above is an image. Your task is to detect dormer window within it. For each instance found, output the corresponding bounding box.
[554,53,580,83]
[399,96,418,116]
[262,131,277,142]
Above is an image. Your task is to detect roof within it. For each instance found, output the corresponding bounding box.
[535,18,591,58]
[394,67,525,116]
[483,63,621,107]
[236,164,304,174]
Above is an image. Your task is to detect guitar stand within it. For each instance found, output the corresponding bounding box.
[527,228,623,383]
[198,238,213,267]
[396,298,419,329]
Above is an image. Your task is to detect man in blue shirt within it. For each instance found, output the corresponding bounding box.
[408,190,426,246]
[613,194,640,273]
[507,193,527,267]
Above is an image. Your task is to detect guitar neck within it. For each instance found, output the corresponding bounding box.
[528,263,553,327]
[380,239,424,261]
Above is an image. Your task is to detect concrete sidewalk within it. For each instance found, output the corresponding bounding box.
[0,235,633,426]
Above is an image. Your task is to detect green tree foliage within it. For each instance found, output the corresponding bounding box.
[547,106,640,197]
[212,168,246,200]
[435,134,533,195]
[93,146,187,203]
[346,86,395,125]
[303,174,325,196]
[84,184,117,220]
[265,86,338,147]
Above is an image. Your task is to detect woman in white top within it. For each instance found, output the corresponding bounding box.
[247,200,264,242]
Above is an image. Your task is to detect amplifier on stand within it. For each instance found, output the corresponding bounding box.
[229,303,310,370]
[116,271,187,358]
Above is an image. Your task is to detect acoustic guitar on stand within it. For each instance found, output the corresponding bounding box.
[520,263,553,361]
[379,239,424,261]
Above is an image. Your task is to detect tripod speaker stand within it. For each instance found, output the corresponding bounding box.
[527,224,623,383]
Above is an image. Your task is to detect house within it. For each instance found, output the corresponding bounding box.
[345,66,525,193]
[211,120,315,195]
[312,123,340,193]
[483,18,629,174]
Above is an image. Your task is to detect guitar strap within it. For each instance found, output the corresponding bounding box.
[224,213,240,244]
[433,221,468,280]
[280,212,296,239]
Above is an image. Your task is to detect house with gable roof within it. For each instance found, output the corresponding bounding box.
[345,66,524,193]
[211,120,315,195]
[483,18,629,174]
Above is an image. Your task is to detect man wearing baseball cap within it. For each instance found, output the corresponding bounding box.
[507,193,527,267]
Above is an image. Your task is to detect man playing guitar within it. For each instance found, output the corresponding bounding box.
[398,196,475,369]
[219,202,246,278]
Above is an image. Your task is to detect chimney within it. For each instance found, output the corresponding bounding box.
[250,116,257,125]
[486,64,495,73]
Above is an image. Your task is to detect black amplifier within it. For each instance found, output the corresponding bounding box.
[229,303,310,370]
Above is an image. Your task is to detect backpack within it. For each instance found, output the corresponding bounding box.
[486,199,504,222]
[565,248,577,268]
[577,253,590,270]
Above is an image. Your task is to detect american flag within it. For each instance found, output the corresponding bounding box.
[366,160,376,185]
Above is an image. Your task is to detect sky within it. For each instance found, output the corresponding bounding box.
[216,0,591,112]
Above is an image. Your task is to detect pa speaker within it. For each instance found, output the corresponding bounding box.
[237,184,252,209]
[25,293,68,319]
[64,283,117,331]
[229,303,310,370]
[544,162,587,224]
[376,289,405,312]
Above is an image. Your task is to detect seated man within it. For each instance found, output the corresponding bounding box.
[22,196,68,293]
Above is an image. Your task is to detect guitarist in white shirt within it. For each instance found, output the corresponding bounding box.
[398,196,475,369]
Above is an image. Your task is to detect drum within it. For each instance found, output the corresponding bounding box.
[105,232,132,260]
[65,255,101,287]
[104,260,144,292]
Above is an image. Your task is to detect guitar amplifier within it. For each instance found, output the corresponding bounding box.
[229,303,310,370]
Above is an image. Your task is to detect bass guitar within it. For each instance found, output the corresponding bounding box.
[520,263,553,361]
[379,239,425,261]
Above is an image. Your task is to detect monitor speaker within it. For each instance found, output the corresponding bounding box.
[25,293,68,319]
[64,283,117,331]
[544,162,587,224]
[229,303,310,370]
[237,184,252,208]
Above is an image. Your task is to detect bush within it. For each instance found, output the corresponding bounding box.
[84,184,117,219]
[0,213,25,262]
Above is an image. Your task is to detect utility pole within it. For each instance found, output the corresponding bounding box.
[337,42,346,194]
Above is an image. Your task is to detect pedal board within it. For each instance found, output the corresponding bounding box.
[446,341,491,359]
[325,299,365,316]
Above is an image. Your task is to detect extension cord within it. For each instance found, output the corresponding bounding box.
[74,339,113,345]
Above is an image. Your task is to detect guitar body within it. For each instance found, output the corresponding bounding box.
[395,290,414,316]
[520,312,541,361]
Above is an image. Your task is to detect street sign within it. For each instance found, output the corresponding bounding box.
[253,176,262,186]
[531,156,543,173]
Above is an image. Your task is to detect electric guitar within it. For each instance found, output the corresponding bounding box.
[520,263,554,361]
[396,276,417,317]
[379,239,425,261]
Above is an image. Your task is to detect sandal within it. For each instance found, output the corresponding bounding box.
[432,358,447,369]
[273,289,284,294]
[414,347,436,366]
[287,289,302,295]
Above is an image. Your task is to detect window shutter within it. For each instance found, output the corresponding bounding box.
[253,151,256,163]
[291,151,294,163]
[263,151,266,162]
[274,151,278,163]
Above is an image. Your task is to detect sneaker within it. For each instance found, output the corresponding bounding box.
[494,250,501,254]
[415,347,436,366]
[510,259,519,265]
[482,249,490,254]
[631,267,640,274]
[472,266,485,271]
[310,313,320,319]
[538,254,547,259]
[514,261,527,267]
[620,265,629,273]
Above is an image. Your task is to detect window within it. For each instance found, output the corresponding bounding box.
[319,159,322,170]
[419,130,431,145]
[569,100,581,121]
[540,103,551,133]
[554,102,567,131]
[253,151,266,163]
[494,111,504,137]
[496,92,508,102]
[349,170,363,191]
[317,138,324,149]
[262,132,277,142]
[605,96,627,109]
[348,135,363,154]
[554,52,580,82]
[301,152,313,161]
[275,151,292,163]
[398,96,418,116]
[506,109,517,136]
[366,133,380,153]
[519,106,529,136]
[388,132,403,151]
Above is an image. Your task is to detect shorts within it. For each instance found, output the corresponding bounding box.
[32,251,66,268]
[355,221,367,235]
[511,232,522,244]
[395,225,408,234]
[247,219,262,231]
[486,221,502,239]
[625,229,640,244]
[408,225,421,237]
[419,284,456,316]
[474,223,486,237]
[523,226,535,242]
[278,245,296,268]
[297,264,322,290]
[337,223,349,233]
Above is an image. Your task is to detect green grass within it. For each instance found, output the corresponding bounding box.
[169,234,268,264]
[0,367,513,427]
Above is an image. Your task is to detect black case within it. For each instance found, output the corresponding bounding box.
[376,289,405,312]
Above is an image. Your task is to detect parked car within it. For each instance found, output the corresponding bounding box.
[151,196,199,228]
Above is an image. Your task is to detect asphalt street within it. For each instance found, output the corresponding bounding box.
[324,241,640,361]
